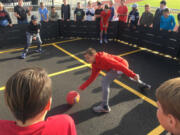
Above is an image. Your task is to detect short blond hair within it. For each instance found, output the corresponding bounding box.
[156,78,180,121]
[0,2,4,7]
[84,48,97,56]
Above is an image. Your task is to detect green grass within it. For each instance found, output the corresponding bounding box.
[127,0,180,24]
[135,0,180,9]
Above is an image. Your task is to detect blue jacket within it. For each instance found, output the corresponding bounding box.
[160,15,176,31]
[109,6,115,21]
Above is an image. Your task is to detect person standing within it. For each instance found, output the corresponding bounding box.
[74,2,85,22]
[61,0,70,21]
[128,3,139,29]
[153,0,167,32]
[117,0,128,23]
[95,2,103,37]
[109,0,115,21]
[85,1,95,21]
[100,5,111,44]
[160,8,176,32]
[14,0,31,24]
[49,6,59,22]
[39,2,48,22]
[139,4,154,28]
[95,2,103,22]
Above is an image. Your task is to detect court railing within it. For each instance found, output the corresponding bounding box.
[0,21,179,59]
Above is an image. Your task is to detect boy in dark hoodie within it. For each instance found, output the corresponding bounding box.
[21,15,42,59]
[0,2,12,27]
[128,3,139,29]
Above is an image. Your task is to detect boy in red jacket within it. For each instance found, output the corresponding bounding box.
[78,48,151,113]
[100,4,111,44]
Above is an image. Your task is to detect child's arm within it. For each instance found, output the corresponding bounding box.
[61,4,64,19]
[135,11,139,26]
[82,10,85,21]
[6,11,12,26]
[74,9,77,21]
[127,12,131,24]
[46,9,49,22]
[68,5,71,20]
[160,16,163,30]
[79,67,100,90]
[39,9,45,21]
[170,15,176,31]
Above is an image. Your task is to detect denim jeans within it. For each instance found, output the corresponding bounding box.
[17,19,28,24]
[24,32,42,53]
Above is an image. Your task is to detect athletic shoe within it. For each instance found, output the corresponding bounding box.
[139,82,151,91]
[93,104,111,113]
[104,39,108,44]
[35,48,42,53]
[21,52,27,59]
[100,40,103,44]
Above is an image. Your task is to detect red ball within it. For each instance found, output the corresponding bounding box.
[66,91,80,105]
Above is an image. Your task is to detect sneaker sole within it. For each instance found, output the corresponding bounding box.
[93,108,111,113]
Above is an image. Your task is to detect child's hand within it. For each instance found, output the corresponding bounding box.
[133,74,140,82]
[33,37,37,40]
[77,88,82,93]
[9,24,13,27]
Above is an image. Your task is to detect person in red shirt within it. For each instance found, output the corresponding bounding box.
[0,67,77,135]
[100,4,111,44]
[78,48,151,113]
[117,0,128,23]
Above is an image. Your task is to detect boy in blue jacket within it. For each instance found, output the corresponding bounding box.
[160,8,176,32]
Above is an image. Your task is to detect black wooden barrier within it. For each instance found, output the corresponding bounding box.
[117,22,180,58]
[59,21,180,58]
[0,20,179,58]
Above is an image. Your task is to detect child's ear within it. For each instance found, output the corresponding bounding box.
[168,114,177,129]
[45,98,52,111]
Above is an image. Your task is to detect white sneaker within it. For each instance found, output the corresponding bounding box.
[100,40,103,44]
[93,105,111,113]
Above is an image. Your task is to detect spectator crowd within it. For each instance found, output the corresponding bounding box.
[0,0,179,32]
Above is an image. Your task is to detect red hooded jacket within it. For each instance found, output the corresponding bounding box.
[79,52,136,90]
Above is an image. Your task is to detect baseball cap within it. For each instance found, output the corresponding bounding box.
[31,15,38,21]
[132,3,138,8]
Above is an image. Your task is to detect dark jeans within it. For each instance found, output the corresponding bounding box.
[24,32,42,53]
[17,19,28,24]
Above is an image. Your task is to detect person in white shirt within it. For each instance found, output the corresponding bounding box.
[85,1,95,21]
